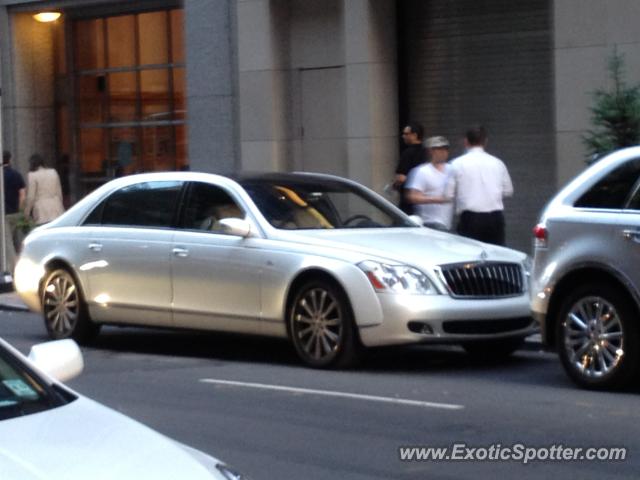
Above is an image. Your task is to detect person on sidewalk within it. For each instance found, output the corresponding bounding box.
[393,122,426,215]
[446,125,513,246]
[2,151,26,272]
[405,136,454,231]
[24,154,65,226]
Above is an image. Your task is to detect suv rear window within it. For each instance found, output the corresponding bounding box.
[575,158,640,209]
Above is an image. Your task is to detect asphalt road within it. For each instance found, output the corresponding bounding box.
[2,310,638,479]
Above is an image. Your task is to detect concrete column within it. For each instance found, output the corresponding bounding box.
[554,0,640,186]
[237,0,292,172]
[343,0,398,192]
[0,6,11,154]
[5,12,56,174]
[185,0,239,173]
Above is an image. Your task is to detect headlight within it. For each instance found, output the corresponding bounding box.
[358,261,437,295]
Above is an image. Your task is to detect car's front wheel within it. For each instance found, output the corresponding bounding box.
[288,280,360,368]
[42,268,100,343]
[556,283,639,390]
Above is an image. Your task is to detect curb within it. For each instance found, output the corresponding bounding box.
[0,303,29,312]
[0,292,29,312]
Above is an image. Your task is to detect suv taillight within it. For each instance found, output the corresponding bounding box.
[533,224,548,248]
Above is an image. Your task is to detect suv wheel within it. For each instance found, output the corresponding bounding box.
[557,283,639,390]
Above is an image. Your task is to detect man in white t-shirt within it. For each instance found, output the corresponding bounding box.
[405,136,453,231]
[445,125,513,245]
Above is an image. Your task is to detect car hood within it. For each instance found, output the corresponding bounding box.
[279,228,527,267]
[0,396,223,480]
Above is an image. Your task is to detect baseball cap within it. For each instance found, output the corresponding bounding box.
[425,136,450,148]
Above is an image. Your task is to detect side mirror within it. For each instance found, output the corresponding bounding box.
[408,215,424,226]
[28,339,84,383]
[216,217,252,237]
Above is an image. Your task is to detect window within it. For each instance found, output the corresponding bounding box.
[575,159,640,209]
[240,177,415,230]
[60,9,187,199]
[181,183,244,232]
[624,181,640,211]
[100,181,182,227]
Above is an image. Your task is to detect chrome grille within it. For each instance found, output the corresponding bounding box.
[438,262,524,298]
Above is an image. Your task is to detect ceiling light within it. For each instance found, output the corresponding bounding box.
[33,12,61,23]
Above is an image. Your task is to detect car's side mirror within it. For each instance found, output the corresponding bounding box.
[216,217,253,237]
[28,339,84,383]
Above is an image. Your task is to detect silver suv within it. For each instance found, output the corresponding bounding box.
[531,147,640,389]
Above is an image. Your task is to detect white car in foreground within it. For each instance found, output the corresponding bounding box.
[0,337,247,480]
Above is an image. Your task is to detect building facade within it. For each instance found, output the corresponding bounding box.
[1,0,638,251]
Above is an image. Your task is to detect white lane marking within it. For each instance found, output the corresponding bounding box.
[199,378,464,410]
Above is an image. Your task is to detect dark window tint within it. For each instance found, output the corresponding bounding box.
[101,181,182,227]
[575,159,640,209]
[83,202,104,225]
[181,182,244,232]
[625,181,640,210]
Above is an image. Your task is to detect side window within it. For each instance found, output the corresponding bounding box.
[101,181,182,227]
[83,202,104,225]
[575,158,640,209]
[181,182,244,232]
[625,181,640,210]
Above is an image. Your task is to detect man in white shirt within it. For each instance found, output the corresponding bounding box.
[445,126,513,245]
[405,136,453,231]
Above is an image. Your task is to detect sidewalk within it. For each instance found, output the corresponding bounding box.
[0,291,29,311]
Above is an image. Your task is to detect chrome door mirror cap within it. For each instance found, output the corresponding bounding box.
[216,217,253,237]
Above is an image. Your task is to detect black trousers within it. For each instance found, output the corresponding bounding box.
[457,210,506,246]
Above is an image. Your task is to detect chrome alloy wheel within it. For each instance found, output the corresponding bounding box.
[43,270,79,337]
[562,296,624,379]
[292,287,344,362]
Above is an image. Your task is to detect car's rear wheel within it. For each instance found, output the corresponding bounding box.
[42,268,99,343]
[462,337,525,359]
[556,283,639,390]
[288,280,360,368]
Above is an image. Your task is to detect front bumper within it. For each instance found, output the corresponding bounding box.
[358,292,536,347]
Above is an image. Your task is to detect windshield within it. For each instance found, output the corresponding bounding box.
[240,177,416,230]
[0,345,66,420]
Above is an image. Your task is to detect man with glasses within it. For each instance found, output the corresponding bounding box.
[393,123,425,214]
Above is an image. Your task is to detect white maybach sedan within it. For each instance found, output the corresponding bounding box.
[0,337,246,479]
[15,171,535,367]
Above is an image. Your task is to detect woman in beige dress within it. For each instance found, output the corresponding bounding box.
[24,154,65,225]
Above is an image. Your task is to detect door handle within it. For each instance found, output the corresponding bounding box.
[88,242,103,252]
[172,247,189,258]
[622,229,640,242]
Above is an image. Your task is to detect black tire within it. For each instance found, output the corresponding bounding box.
[42,268,100,344]
[288,280,361,368]
[463,337,525,360]
[556,283,639,390]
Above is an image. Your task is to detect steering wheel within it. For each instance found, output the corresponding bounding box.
[342,214,374,227]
